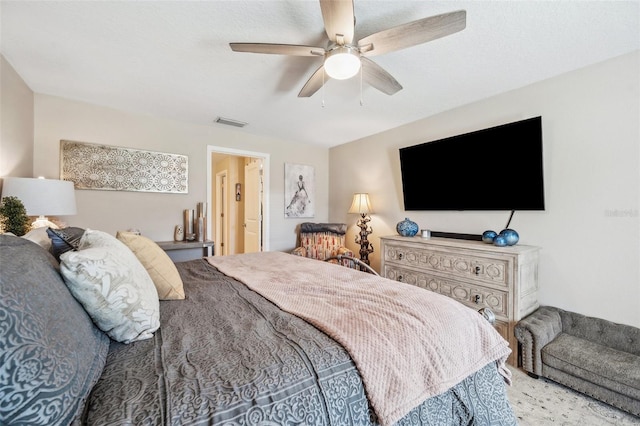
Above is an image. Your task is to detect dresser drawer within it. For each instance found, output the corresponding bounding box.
[383,242,513,288]
[383,265,510,319]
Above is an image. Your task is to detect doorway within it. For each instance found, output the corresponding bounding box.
[207,146,269,255]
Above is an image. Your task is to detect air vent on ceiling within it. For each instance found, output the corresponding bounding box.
[214,117,247,128]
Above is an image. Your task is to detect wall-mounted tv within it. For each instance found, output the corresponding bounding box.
[399,116,545,211]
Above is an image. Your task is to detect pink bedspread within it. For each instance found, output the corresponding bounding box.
[207,252,511,426]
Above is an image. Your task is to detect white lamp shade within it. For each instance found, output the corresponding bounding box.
[1,177,77,216]
[348,193,373,215]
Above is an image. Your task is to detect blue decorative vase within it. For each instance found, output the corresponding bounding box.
[482,230,498,244]
[396,218,419,237]
[493,235,508,247]
[499,228,520,246]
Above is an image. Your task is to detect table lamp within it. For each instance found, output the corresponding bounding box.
[1,177,77,229]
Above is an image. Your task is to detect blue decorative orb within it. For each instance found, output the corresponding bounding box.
[396,218,419,237]
[493,235,508,247]
[482,230,498,244]
[500,228,520,246]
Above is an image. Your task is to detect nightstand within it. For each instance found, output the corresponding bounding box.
[155,240,215,262]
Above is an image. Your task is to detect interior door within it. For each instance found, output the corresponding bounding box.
[243,159,262,253]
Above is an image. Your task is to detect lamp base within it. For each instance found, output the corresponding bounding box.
[355,213,374,265]
[31,216,60,229]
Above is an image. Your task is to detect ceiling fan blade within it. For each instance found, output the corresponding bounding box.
[358,10,466,57]
[230,43,325,56]
[361,57,402,95]
[319,0,355,44]
[298,65,328,97]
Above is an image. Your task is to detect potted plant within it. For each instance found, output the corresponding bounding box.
[0,196,31,236]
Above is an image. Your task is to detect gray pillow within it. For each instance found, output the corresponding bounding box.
[0,235,110,425]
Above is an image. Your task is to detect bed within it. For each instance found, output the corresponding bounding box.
[0,231,517,425]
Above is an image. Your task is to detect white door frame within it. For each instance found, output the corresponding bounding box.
[207,145,270,252]
[214,170,228,256]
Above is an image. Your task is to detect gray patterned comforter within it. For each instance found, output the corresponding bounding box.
[84,259,517,425]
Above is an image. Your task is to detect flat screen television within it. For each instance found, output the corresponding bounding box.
[399,116,545,211]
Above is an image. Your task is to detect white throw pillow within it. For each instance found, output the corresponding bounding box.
[21,227,52,250]
[60,229,160,343]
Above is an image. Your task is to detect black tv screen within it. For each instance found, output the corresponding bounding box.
[399,116,545,211]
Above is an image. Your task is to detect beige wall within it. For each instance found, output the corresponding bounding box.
[330,51,640,328]
[0,56,34,178]
[32,94,329,252]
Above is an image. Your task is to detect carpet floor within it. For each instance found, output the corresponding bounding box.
[506,367,640,425]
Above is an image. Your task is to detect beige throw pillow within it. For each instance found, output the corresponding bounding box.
[116,231,185,300]
[60,229,160,344]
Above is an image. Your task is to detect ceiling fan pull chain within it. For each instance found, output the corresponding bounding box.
[322,69,326,108]
[359,65,364,106]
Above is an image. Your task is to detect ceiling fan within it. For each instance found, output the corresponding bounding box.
[230,0,466,98]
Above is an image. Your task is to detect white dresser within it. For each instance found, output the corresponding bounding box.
[380,235,539,366]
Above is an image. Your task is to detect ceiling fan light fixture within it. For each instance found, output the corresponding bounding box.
[324,46,361,80]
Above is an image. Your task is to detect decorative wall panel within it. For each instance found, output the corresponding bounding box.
[60,140,188,193]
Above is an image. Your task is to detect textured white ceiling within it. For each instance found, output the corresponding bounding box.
[1,1,638,147]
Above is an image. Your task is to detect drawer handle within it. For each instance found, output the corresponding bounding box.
[473,294,481,304]
[474,266,481,275]
[397,275,403,282]
[398,253,403,260]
